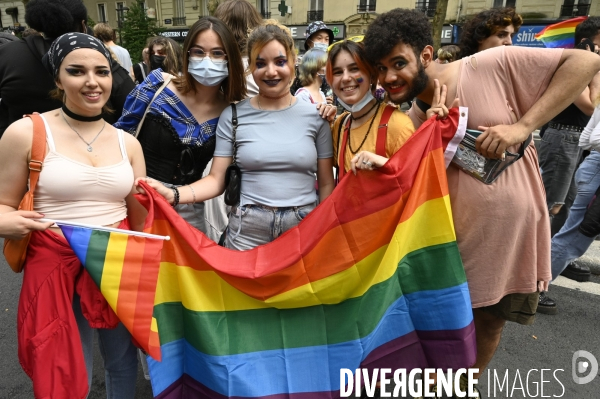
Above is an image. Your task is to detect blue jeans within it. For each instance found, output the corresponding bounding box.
[224,203,316,251]
[73,295,138,398]
[550,151,600,280]
[539,127,582,212]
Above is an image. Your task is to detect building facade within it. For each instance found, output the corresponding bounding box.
[121,0,600,48]
[82,0,160,28]
[2,0,600,48]
[0,1,25,31]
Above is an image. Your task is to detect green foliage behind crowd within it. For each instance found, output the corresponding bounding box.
[120,0,163,63]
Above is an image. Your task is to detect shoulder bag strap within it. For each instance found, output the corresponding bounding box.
[26,113,47,192]
[139,62,147,80]
[376,105,395,157]
[518,134,533,159]
[135,74,174,138]
[231,103,238,164]
[337,114,352,182]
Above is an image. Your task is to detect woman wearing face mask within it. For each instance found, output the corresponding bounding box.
[115,17,246,240]
[141,21,334,251]
[294,47,328,104]
[328,39,417,176]
[147,36,183,75]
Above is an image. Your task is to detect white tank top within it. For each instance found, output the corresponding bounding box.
[34,115,134,226]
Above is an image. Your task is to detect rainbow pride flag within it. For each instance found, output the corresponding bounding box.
[535,16,587,48]
[60,224,165,360]
[63,110,476,398]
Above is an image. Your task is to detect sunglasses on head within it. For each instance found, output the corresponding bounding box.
[327,35,364,52]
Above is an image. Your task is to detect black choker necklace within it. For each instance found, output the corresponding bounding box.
[351,100,379,120]
[61,104,102,122]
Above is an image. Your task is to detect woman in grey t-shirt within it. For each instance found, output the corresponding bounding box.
[142,22,336,251]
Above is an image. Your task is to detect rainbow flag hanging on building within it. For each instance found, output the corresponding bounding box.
[535,16,587,48]
[63,110,476,398]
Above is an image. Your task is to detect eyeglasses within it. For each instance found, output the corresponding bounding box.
[188,48,228,63]
[327,35,364,52]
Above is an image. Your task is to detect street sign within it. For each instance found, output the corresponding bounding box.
[164,19,172,24]
[514,25,546,48]
[160,29,188,40]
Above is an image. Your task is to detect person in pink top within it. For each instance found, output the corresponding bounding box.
[364,8,600,398]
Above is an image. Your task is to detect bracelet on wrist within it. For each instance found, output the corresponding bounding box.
[172,187,180,207]
[188,185,196,204]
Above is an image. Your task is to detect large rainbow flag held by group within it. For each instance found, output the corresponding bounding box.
[62,110,476,398]
[535,16,587,48]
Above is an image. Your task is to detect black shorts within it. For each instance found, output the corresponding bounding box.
[478,292,538,325]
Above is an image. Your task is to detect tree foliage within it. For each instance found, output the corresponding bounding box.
[121,0,163,63]
[207,0,222,15]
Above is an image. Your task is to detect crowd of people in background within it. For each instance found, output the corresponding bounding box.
[1,0,600,398]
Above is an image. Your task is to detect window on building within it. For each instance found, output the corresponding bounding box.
[309,0,323,10]
[98,3,107,23]
[260,0,270,19]
[415,1,437,18]
[308,0,323,21]
[493,0,516,7]
[116,2,127,28]
[173,0,186,26]
[561,0,591,17]
[358,0,376,13]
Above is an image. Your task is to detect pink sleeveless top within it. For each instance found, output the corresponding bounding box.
[34,115,134,226]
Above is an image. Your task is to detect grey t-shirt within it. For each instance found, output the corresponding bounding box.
[214,98,333,207]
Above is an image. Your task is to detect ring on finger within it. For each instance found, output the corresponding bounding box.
[362,160,368,165]
[366,161,373,167]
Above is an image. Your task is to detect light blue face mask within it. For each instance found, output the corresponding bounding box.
[312,42,328,51]
[337,90,375,113]
[188,58,228,87]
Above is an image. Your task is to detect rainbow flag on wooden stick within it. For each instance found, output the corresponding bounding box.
[63,109,476,398]
[535,16,587,48]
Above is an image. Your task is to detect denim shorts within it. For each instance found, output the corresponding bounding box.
[224,202,316,251]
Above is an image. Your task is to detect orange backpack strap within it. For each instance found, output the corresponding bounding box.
[27,113,47,192]
[375,105,395,157]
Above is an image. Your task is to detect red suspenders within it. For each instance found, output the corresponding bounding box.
[337,104,396,182]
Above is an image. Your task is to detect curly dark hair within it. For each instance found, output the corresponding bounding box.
[575,17,600,45]
[459,7,523,58]
[25,0,87,39]
[363,8,433,65]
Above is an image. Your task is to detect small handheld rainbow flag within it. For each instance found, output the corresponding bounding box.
[58,222,166,360]
[535,16,587,48]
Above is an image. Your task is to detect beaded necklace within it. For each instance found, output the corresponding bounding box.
[346,102,381,155]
